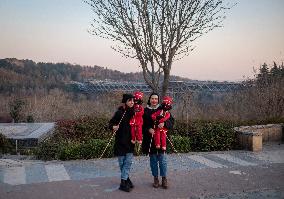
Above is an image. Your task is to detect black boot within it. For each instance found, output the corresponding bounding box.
[119,179,130,192]
[162,177,168,189]
[153,176,159,188]
[127,177,134,189]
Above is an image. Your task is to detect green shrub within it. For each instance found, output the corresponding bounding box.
[58,142,82,160]
[36,117,243,160]
[81,139,114,159]
[36,138,114,160]
[172,120,194,136]
[0,134,13,154]
[167,135,191,153]
[172,120,238,152]
[9,99,25,123]
[35,138,63,160]
[54,116,111,141]
[26,115,35,123]
[36,116,114,160]
[190,121,236,151]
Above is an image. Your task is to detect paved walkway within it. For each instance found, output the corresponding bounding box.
[1,144,283,186]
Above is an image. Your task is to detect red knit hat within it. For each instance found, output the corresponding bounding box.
[134,91,143,100]
[162,96,173,105]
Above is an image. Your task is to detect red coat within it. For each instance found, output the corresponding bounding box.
[130,104,144,126]
[151,109,170,126]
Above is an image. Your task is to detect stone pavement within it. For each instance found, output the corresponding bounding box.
[0,144,283,199]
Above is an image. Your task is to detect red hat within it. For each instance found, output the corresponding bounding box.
[162,96,173,105]
[134,91,143,100]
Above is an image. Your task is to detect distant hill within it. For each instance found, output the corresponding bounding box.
[0,58,195,93]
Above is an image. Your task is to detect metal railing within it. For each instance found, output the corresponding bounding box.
[70,80,244,94]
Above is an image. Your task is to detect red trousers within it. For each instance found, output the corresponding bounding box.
[154,127,168,150]
[131,124,143,144]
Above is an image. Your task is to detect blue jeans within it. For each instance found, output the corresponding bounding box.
[118,153,133,180]
[150,153,167,177]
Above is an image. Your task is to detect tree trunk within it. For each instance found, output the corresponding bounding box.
[162,68,170,98]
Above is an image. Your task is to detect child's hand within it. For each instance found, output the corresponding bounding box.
[158,123,164,128]
[113,125,119,132]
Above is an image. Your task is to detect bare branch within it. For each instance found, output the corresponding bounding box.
[86,0,233,95]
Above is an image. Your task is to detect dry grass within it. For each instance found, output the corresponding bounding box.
[0,89,122,122]
[0,79,283,123]
[172,79,284,122]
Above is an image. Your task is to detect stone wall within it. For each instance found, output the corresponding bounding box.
[234,124,283,152]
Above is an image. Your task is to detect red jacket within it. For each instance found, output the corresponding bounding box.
[130,104,144,125]
[151,109,170,126]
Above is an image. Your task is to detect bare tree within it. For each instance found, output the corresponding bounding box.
[86,0,232,96]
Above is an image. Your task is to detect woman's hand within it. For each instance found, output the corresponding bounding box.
[113,125,119,132]
[149,128,155,135]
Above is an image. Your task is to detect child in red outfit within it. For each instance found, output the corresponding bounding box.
[151,96,173,150]
[130,91,144,144]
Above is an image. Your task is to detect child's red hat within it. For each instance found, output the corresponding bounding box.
[162,96,173,105]
[134,91,143,100]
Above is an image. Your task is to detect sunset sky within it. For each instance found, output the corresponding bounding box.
[1,0,283,81]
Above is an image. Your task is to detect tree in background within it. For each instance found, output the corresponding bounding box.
[256,62,284,85]
[9,99,25,123]
[86,0,233,96]
[227,62,284,121]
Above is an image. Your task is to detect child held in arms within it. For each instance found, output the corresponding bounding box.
[151,96,173,150]
[129,91,144,144]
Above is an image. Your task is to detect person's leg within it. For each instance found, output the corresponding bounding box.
[137,125,143,144]
[161,129,167,150]
[158,153,167,177]
[154,129,160,148]
[150,154,158,176]
[150,154,159,188]
[117,156,125,175]
[122,153,133,180]
[158,153,168,189]
[131,126,136,144]
[118,155,130,192]
[119,154,133,192]
[124,153,134,189]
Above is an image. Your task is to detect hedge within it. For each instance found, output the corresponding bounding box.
[35,117,239,160]
[167,135,192,153]
[4,116,283,158]
[0,134,13,154]
[36,138,114,160]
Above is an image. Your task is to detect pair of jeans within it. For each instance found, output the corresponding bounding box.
[150,153,167,177]
[118,153,133,180]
